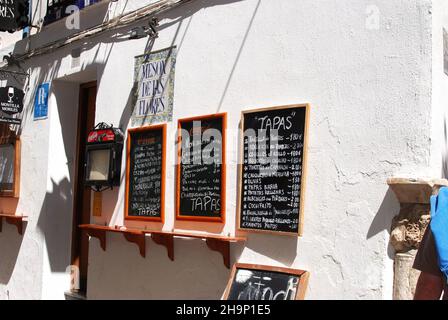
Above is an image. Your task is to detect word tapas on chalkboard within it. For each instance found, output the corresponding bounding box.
[125,124,166,222]
[223,263,309,300]
[238,104,309,235]
[176,113,226,222]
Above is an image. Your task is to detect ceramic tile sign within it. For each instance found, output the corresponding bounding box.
[238,104,310,236]
[125,124,166,222]
[176,113,226,222]
[223,263,310,300]
[34,83,50,120]
[132,47,177,126]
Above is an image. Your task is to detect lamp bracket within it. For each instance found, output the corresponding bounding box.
[93,122,113,130]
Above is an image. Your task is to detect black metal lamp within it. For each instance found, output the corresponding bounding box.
[84,122,124,192]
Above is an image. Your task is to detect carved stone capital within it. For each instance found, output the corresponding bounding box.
[387,177,448,300]
[387,178,447,252]
[390,203,430,252]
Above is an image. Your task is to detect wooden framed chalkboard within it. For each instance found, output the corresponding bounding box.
[125,124,166,222]
[223,263,310,300]
[237,104,309,236]
[176,113,226,222]
[0,125,20,198]
[0,138,20,198]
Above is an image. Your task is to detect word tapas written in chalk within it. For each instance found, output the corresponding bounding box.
[238,104,309,235]
[125,124,166,222]
[176,113,226,222]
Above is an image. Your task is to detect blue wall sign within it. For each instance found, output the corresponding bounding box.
[34,83,49,120]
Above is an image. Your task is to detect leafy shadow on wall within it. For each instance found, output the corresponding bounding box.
[0,223,24,286]
[34,78,81,273]
[37,178,73,273]
[366,188,399,260]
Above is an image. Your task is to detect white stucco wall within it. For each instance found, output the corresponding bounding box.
[431,0,448,179]
[0,0,438,299]
[0,58,50,299]
[0,31,22,54]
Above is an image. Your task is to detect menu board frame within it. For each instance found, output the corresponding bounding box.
[176,113,227,223]
[223,263,310,300]
[125,124,167,222]
[237,104,310,236]
[0,137,21,198]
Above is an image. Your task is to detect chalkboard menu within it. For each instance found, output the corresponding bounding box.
[176,113,226,222]
[125,124,166,221]
[238,104,309,235]
[224,264,309,300]
[0,143,15,191]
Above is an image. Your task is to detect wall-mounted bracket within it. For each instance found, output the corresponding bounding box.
[123,232,146,258]
[144,230,245,269]
[81,225,106,251]
[79,224,146,258]
[79,225,246,268]
[151,233,174,261]
[206,238,231,269]
[0,214,27,235]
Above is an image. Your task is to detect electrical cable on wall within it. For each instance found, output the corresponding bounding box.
[3,0,194,64]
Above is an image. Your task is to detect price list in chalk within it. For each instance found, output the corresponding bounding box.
[128,128,164,218]
[178,116,224,219]
[240,106,307,234]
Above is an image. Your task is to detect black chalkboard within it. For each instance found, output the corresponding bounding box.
[239,105,308,235]
[177,114,226,222]
[225,264,309,300]
[126,125,166,221]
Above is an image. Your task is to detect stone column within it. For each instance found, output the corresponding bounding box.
[387,178,448,300]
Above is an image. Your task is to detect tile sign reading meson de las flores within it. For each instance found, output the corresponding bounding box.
[132,47,177,126]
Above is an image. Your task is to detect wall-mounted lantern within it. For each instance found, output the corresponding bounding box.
[85,122,123,192]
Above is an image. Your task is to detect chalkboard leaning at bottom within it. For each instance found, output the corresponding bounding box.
[125,124,166,222]
[223,263,310,300]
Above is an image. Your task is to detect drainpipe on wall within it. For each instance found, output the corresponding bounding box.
[22,0,31,39]
[388,178,448,300]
